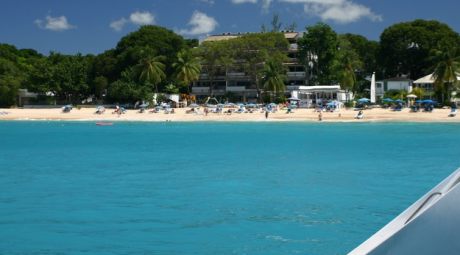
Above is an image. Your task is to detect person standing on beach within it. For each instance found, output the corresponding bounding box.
[265,110,269,119]
[318,112,322,121]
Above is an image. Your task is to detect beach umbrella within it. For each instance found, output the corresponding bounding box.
[422,99,434,104]
[225,103,235,107]
[383,98,394,103]
[394,99,404,103]
[189,103,199,108]
[358,98,370,103]
[288,97,301,101]
[139,103,149,108]
[407,94,417,99]
[246,103,257,108]
[415,100,423,104]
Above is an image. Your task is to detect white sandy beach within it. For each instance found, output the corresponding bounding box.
[0,107,459,122]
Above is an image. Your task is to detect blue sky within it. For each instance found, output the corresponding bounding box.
[1,0,459,55]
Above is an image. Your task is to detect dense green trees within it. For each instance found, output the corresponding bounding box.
[298,23,338,85]
[0,20,459,107]
[379,20,460,79]
[431,49,460,102]
[0,44,44,106]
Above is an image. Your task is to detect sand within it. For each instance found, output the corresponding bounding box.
[0,107,459,123]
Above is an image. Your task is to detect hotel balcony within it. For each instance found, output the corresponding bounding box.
[227,72,247,78]
[287,71,306,79]
[192,87,210,94]
[285,58,299,64]
[226,86,247,92]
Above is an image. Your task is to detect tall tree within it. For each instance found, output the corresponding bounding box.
[115,25,186,84]
[172,49,201,93]
[262,59,286,101]
[298,23,338,85]
[431,49,460,102]
[335,37,363,100]
[339,33,379,77]
[137,56,166,93]
[271,14,282,32]
[379,19,460,79]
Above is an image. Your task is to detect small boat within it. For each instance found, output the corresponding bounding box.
[348,167,460,255]
[96,122,113,126]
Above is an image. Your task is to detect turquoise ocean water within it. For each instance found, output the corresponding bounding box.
[1,121,460,255]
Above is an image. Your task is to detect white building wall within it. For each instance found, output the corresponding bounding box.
[387,81,410,91]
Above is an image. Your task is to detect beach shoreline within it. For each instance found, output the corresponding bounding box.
[1,108,459,123]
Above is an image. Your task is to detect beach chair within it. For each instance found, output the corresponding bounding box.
[95,106,105,114]
[235,107,245,114]
[62,105,72,113]
[424,105,434,112]
[410,105,420,112]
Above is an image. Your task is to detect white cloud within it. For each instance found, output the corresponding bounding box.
[199,0,215,4]
[232,0,257,3]
[130,11,155,25]
[262,0,273,11]
[280,0,382,23]
[110,18,128,32]
[110,11,155,31]
[179,11,218,36]
[35,15,75,31]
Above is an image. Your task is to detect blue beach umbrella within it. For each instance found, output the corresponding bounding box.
[422,99,434,104]
[394,99,404,103]
[358,98,370,103]
[415,100,423,104]
[383,98,394,103]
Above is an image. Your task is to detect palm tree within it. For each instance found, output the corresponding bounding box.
[336,37,362,103]
[339,56,357,103]
[431,49,460,102]
[262,60,286,102]
[412,87,425,100]
[137,56,166,93]
[173,49,201,93]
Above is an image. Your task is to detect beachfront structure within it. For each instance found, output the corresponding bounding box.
[17,89,38,107]
[193,31,351,106]
[290,85,352,108]
[375,77,413,99]
[413,73,460,99]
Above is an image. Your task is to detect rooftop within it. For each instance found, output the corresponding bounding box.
[203,31,300,43]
